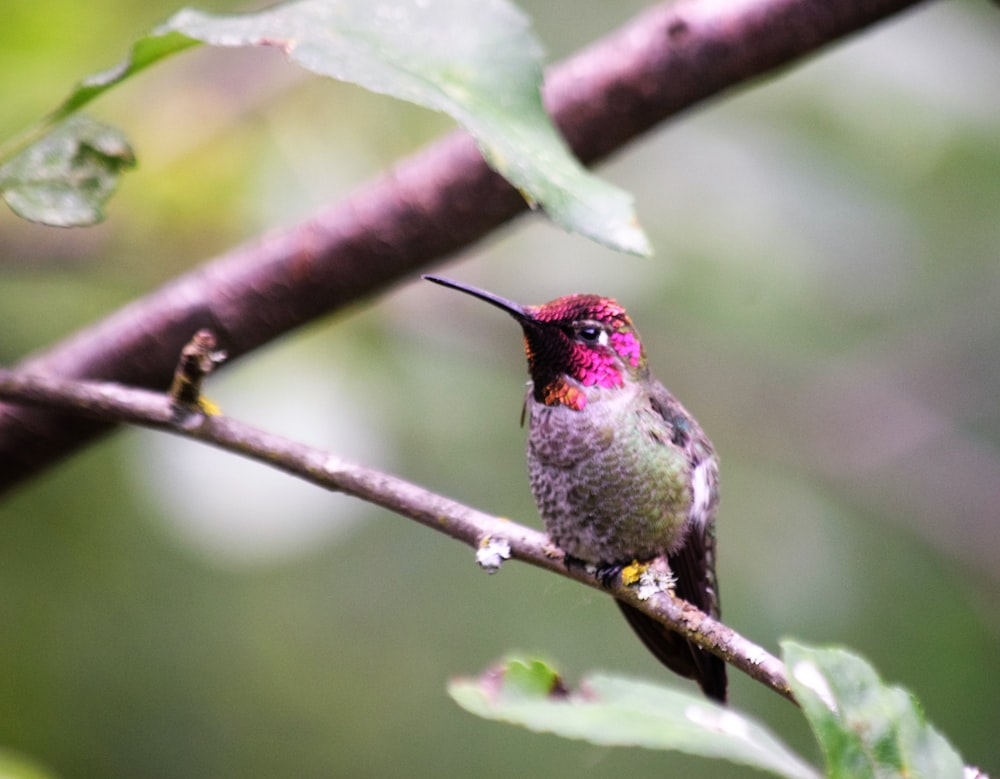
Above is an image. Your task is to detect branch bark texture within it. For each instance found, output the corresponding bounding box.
[0,0,927,493]
[0,368,795,702]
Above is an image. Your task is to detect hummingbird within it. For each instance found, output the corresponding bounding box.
[424,275,726,702]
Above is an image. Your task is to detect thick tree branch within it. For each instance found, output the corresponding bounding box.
[0,0,928,492]
[0,367,795,702]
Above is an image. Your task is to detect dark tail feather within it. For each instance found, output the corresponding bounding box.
[616,601,728,703]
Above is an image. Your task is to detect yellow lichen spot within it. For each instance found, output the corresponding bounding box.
[197,397,223,416]
[620,560,649,586]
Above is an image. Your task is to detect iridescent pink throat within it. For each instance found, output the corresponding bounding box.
[539,329,643,411]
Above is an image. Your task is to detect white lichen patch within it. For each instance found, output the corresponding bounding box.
[746,645,767,666]
[476,536,511,574]
[635,566,676,601]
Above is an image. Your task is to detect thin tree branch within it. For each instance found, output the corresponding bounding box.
[0,366,795,703]
[0,0,928,493]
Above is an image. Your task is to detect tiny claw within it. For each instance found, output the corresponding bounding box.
[594,562,625,589]
[561,553,595,577]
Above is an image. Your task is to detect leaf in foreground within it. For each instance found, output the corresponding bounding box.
[784,641,967,779]
[163,0,650,254]
[449,658,819,779]
[0,748,59,779]
[0,116,135,227]
[25,0,649,253]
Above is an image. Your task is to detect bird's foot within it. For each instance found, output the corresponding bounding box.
[593,561,631,589]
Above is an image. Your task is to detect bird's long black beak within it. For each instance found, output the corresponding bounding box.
[423,275,531,322]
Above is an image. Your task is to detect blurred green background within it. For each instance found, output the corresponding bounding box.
[2,0,999,776]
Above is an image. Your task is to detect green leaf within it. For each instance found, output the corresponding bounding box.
[449,657,820,779]
[49,31,200,123]
[0,115,135,227]
[20,0,647,250]
[4,0,649,250]
[783,641,967,779]
[157,0,649,255]
[0,748,59,779]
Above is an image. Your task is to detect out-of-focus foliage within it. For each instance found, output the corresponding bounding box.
[785,642,965,779]
[0,116,135,225]
[0,749,58,779]
[452,645,974,778]
[1,1,998,778]
[1,0,648,252]
[450,657,820,778]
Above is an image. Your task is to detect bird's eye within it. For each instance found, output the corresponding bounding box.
[577,326,608,346]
